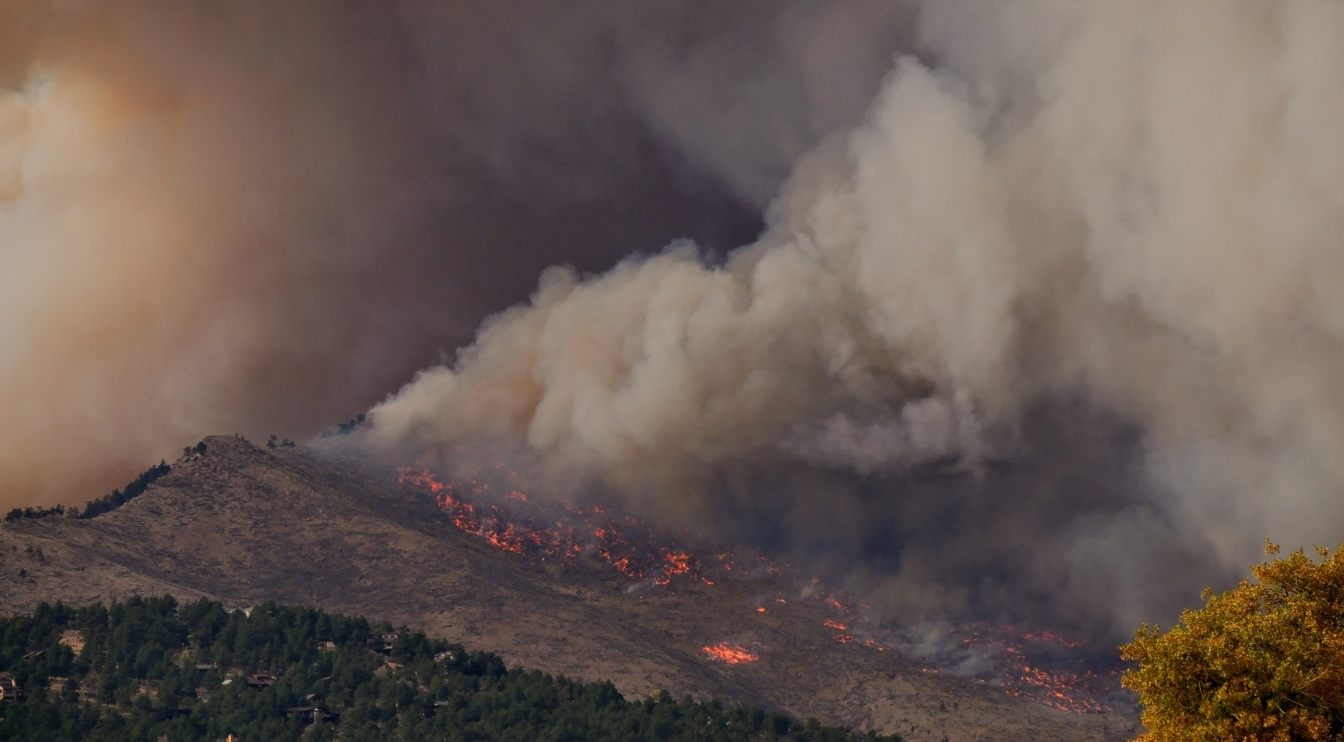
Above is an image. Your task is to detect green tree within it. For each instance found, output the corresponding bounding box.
[0,598,902,742]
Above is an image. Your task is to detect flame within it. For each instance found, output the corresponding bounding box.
[658,551,693,585]
[399,466,1120,714]
[399,466,734,586]
[823,595,851,613]
[929,624,1125,714]
[700,642,759,665]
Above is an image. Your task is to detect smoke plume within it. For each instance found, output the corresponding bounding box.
[371,0,1344,635]
[0,0,907,505]
[6,0,1341,636]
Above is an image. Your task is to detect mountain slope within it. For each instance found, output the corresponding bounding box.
[0,436,1137,742]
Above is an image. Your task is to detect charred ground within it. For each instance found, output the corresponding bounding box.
[0,436,1137,742]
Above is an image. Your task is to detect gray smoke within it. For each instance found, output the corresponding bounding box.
[371,0,1344,636]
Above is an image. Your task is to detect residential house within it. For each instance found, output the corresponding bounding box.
[0,673,22,701]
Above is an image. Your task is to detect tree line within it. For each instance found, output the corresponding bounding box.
[0,597,902,742]
[5,458,175,523]
[3,440,213,524]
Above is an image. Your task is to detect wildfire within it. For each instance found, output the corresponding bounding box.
[399,466,1121,715]
[823,595,851,613]
[915,623,1126,714]
[700,643,759,665]
[399,466,740,587]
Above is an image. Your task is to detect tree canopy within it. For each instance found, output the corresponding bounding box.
[1122,541,1344,742]
[0,596,900,742]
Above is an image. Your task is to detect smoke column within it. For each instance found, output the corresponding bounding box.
[371,0,1344,635]
[0,1,908,506]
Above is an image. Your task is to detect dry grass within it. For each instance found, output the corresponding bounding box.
[0,435,1136,742]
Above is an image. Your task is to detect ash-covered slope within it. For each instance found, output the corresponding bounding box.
[0,436,1135,742]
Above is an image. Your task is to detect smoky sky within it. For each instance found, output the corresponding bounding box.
[9,0,1343,640]
[368,0,1344,638]
[0,0,911,504]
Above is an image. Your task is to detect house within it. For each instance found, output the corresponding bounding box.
[195,664,219,671]
[244,673,275,690]
[286,706,335,723]
[367,632,399,651]
[316,641,336,652]
[0,673,22,701]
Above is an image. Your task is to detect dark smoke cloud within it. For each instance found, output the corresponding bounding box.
[0,0,909,505]
[370,0,1344,637]
[15,0,1335,639]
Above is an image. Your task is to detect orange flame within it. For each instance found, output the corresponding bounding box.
[700,643,759,665]
[399,466,726,586]
[401,466,1118,713]
[940,624,1122,713]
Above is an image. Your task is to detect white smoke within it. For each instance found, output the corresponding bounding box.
[371,0,1344,632]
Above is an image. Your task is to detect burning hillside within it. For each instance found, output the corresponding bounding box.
[904,625,1127,715]
[0,435,1135,741]
[701,642,760,665]
[395,463,1127,715]
[397,466,785,587]
[801,596,1126,714]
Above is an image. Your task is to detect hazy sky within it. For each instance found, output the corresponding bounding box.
[0,0,908,505]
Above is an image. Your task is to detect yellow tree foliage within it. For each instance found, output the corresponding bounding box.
[1122,541,1344,741]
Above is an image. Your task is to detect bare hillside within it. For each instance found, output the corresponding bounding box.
[0,436,1137,742]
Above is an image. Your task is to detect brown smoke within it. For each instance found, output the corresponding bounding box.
[1,0,908,506]
[371,1,1344,634]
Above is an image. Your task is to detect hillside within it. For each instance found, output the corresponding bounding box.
[0,436,1137,742]
[0,597,896,742]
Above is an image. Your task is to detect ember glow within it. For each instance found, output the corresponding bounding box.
[898,624,1127,714]
[399,465,1124,713]
[801,588,1125,713]
[700,643,759,665]
[398,467,772,586]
